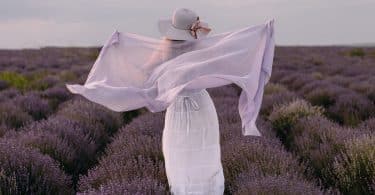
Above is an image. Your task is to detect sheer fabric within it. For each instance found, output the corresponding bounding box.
[66,19,275,136]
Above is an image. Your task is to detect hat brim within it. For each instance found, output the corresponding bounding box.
[158,19,210,41]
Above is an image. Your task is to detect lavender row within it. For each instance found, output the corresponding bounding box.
[0,94,143,193]
[264,84,374,194]
[75,86,331,194]
[211,91,334,194]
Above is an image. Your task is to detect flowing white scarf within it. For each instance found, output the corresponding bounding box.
[66,19,275,136]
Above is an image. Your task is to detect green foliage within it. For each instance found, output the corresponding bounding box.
[369,50,375,58]
[25,69,49,81]
[291,116,357,189]
[59,70,78,82]
[348,48,365,57]
[306,90,336,109]
[26,70,51,90]
[333,134,375,194]
[268,99,324,147]
[264,83,288,95]
[0,71,28,91]
[311,72,323,80]
[0,70,52,91]
[122,110,141,124]
[86,48,101,61]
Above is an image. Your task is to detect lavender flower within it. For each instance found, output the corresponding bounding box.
[327,93,375,126]
[333,134,375,194]
[206,85,239,98]
[291,115,363,189]
[78,112,166,192]
[13,93,52,120]
[13,116,97,175]
[0,101,33,129]
[57,97,123,148]
[221,134,310,192]
[79,177,168,195]
[261,91,299,116]
[0,138,73,194]
[358,117,375,133]
[233,172,328,195]
[0,80,9,91]
[268,99,324,147]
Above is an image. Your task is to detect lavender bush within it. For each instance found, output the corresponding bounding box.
[78,152,167,193]
[213,97,242,125]
[304,84,345,108]
[13,92,53,120]
[261,90,299,116]
[207,84,239,98]
[78,112,166,192]
[79,177,168,195]
[10,128,74,158]
[1,46,375,194]
[297,80,346,97]
[221,135,315,194]
[288,74,317,91]
[41,85,73,110]
[358,117,375,133]
[0,88,21,99]
[332,134,375,194]
[0,80,9,91]
[11,116,97,174]
[278,72,304,87]
[0,100,33,129]
[327,93,375,126]
[326,75,352,87]
[268,99,324,147]
[291,115,363,190]
[0,138,73,194]
[233,172,330,195]
[348,80,375,104]
[264,82,289,95]
[0,124,13,137]
[30,74,59,90]
[57,97,123,149]
[0,71,29,91]
[58,97,123,134]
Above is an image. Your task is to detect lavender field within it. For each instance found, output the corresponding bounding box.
[0,46,374,195]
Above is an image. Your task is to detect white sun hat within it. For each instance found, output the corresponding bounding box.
[158,8,211,40]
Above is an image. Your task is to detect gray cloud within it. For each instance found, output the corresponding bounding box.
[0,0,374,48]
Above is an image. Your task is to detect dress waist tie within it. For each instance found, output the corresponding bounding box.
[182,96,200,135]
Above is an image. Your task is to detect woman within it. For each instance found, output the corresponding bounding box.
[158,8,225,194]
[65,7,275,195]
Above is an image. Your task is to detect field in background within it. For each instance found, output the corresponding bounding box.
[0,46,374,194]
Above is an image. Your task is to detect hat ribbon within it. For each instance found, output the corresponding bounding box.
[190,19,211,39]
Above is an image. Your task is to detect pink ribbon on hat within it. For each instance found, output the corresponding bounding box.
[190,17,211,39]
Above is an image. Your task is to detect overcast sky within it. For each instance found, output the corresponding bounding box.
[1,0,374,49]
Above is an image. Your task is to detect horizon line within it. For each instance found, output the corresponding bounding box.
[1,43,375,50]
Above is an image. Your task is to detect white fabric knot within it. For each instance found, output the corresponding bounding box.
[182,96,200,135]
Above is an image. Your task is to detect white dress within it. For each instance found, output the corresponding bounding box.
[65,21,275,193]
[157,39,224,194]
[162,87,225,195]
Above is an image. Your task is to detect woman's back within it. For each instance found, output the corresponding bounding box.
[160,39,196,61]
[162,38,225,195]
